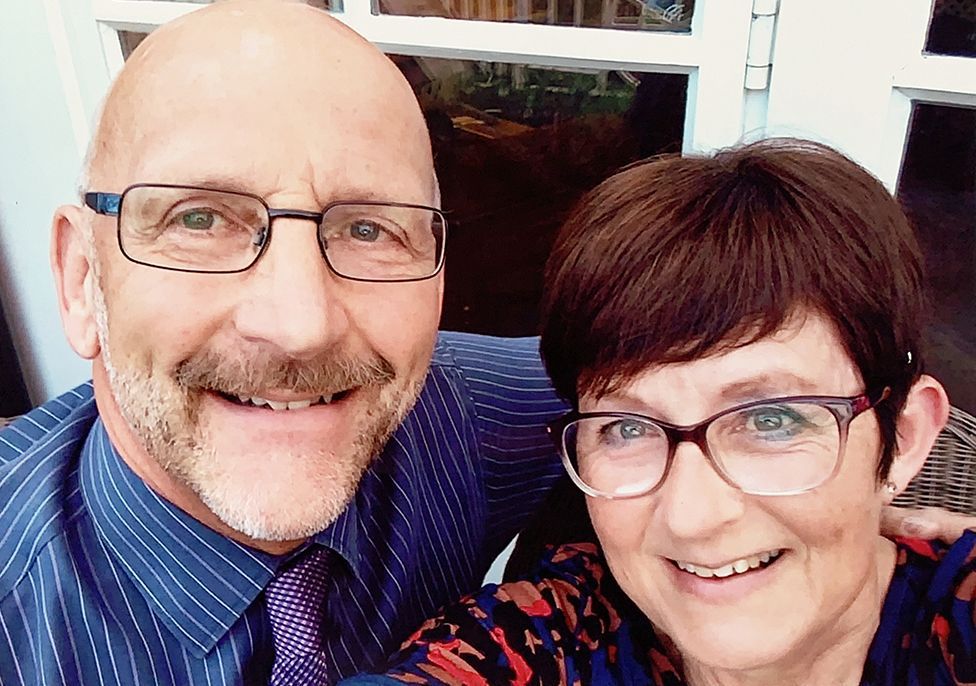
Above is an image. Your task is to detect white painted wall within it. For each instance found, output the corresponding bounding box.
[0,1,109,402]
[763,0,902,172]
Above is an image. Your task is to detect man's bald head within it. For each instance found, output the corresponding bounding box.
[85,0,432,195]
[61,0,444,550]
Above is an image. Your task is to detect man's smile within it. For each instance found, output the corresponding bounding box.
[205,387,362,424]
[219,390,352,411]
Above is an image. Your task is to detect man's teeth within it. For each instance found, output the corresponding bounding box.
[235,394,334,410]
[675,550,782,579]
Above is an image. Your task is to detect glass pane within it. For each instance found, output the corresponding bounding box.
[0,294,30,417]
[898,103,976,414]
[379,0,693,31]
[120,31,149,59]
[925,0,976,57]
[392,55,686,335]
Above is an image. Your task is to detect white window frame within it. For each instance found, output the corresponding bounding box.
[767,0,976,190]
[881,0,976,191]
[84,0,758,153]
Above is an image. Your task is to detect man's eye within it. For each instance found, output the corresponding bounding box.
[176,209,218,231]
[349,220,383,242]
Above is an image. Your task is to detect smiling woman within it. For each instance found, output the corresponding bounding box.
[340,139,972,686]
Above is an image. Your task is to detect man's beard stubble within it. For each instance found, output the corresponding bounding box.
[90,275,424,542]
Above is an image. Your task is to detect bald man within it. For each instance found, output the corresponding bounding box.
[0,2,966,684]
[0,2,565,683]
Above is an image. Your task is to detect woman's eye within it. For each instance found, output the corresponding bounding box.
[179,210,217,231]
[752,412,791,430]
[599,419,647,443]
[617,420,647,439]
[744,406,811,437]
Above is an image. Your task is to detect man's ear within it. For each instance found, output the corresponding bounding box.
[51,205,101,360]
[885,375,951,498]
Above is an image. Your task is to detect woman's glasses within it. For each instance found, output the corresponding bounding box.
[549,388,890,499]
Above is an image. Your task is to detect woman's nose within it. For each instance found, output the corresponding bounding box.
[655,441,747,541]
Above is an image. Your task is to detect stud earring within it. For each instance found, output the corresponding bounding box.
[884,480,898,496]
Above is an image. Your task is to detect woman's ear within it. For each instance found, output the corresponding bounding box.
[884,375,951,499]
[51,205,101,360]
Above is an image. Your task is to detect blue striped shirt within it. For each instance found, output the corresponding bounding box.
[0,332,567,685]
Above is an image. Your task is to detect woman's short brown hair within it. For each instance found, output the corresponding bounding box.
[540,138,925,479]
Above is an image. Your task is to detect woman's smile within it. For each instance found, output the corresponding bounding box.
[671,548,783,578]
[663,548,789,604]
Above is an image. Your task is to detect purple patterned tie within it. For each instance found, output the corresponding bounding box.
[265,546,332,685]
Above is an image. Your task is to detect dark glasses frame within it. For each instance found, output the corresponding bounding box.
[547,386,892,499]
[84,183,447,283]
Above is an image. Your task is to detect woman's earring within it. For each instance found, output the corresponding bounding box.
[884,480,898,497]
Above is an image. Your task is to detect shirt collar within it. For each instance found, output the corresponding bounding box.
[312,428,408,581]
[313,482,364,580]
[80,420,280,658]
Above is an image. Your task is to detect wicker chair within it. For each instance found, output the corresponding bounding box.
[894,405,976,515]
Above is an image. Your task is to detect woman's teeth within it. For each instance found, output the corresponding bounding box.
[235,394,334,411]
[674,549,782,579]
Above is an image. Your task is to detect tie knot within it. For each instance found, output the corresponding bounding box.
[265,546,332,662]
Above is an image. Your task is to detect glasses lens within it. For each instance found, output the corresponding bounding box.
[119,186,268,272]
[320,204,445,281]
[708,401,841,494]
[564,416,668,497]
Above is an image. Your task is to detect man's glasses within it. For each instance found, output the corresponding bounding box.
[548,388,891,499]
[84,184,447,282]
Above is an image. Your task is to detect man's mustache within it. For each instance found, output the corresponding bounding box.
[174,347,396,397]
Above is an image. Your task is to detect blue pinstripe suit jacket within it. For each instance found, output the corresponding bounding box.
[0,332,567,685]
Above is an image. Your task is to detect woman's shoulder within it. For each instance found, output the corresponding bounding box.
[878,531,976,684]
[427,541,623,660]
[538,541,607,591]
[342,542,680,685]
[893,530,976,603]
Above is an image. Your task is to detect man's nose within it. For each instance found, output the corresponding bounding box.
[232,216,350,359]
[655,441,746,541]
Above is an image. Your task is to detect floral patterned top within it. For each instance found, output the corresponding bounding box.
[341,532,976,685]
